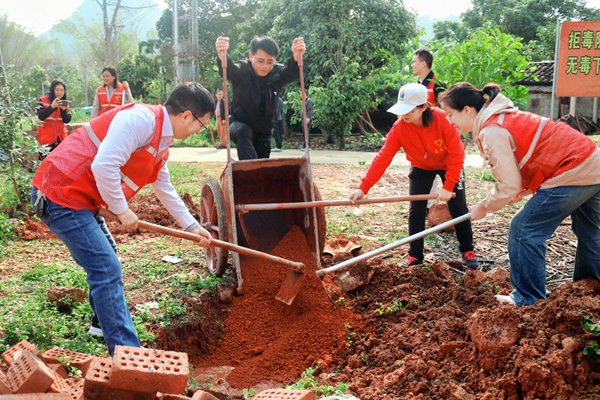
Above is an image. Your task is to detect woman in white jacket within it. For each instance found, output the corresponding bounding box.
[439,82,600,306]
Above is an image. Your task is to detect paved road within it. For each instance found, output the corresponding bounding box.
[169,147,484,168]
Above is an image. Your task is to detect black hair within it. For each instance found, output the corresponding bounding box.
[102,66,119,89]
[438,82,501,112]
[418,103,434,128]
[165,82,215,117]
[49,79,67,101]
[413,48,434,69]
[250,36,279,58]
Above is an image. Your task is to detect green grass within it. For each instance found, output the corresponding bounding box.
[470,168,497,183]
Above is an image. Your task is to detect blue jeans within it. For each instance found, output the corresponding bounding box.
[508,184,600,306]
[31,186,140,355]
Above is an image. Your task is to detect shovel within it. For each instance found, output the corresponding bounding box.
[274,48,313,306]
[96,208,305,273]
[316,213,472,278]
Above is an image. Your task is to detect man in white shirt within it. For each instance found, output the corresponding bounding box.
[31,82,213,356]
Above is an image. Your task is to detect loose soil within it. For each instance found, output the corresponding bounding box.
[9,160,600,399]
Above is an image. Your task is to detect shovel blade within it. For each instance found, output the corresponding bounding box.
[276,271,305,305]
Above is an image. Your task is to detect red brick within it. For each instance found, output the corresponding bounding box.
[0,370,13,394]
[46,365,68,381]
[191,390,219,400]
[46,368,70,396]
[108,346,188,395]
[253,390,316,400]
[7,351,55,394]
[64,377,84,400]
[0,394,71,399]
[83,357,156,400]
[1,341,43,367]
[42,349,94,377]
[158,394,191,400]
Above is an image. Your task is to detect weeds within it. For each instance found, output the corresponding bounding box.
[286,364,348,396]
[582,316,600,364]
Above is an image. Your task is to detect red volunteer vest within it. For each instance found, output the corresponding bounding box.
[424,78,439,108]
[97,84,126,116]
[37,95,67,145]
[480,111,597,193]
[32,104,169,211]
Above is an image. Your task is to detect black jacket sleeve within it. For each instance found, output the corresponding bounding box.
[60,107,72,124]
[36,98,56,121]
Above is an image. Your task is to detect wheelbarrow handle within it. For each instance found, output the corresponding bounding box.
[237,193,455,213]
[315,213,472,278]
[96,208,305,271]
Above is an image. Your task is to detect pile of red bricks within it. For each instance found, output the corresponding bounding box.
[0,340,219,400]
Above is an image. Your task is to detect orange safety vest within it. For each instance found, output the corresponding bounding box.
[32,104,169,211]
[37,95,67,146]
[97,84,126,116]
[480,111,597,193]
[424,77,440,108]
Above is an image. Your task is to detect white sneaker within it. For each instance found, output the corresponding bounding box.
[272,147,282,152]
[88,325,104,337]
[495,294,516,305]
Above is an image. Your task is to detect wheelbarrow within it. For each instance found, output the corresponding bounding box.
[199,48,325,300]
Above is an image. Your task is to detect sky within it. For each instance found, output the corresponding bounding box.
[4,0,600,36]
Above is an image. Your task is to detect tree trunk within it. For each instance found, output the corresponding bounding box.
[8,151,27,215]
[355,116,366,136]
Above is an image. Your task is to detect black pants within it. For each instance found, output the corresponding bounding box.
[273,120,283,149]
[408,166,473,260]
[229,121,272,160]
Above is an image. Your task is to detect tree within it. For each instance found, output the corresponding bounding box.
[0,65,44,216]
[0,15,46,74]
[460,0,600,44]
[432,27,533,111]
[21,66,50,97]
[433,20,469,44]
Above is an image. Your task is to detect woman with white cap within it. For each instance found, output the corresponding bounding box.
[349,83,478,269]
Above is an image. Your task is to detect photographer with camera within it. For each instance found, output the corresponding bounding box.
[36,79,71,156]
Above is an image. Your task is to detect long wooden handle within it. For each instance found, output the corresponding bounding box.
[97,209,305,271]
[237,193,455,213]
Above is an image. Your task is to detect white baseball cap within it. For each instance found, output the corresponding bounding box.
[387,83,427,115]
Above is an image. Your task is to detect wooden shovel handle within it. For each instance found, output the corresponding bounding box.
[96,208,304,271]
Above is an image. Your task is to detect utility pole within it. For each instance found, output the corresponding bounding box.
[173,0,180,84]
[191,0,198,82]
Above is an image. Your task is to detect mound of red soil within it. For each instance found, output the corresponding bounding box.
[318,261,600,400]
[195,225,362,388]
[15,193,200,243]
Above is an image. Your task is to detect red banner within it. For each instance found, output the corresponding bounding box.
[556,21,600,97]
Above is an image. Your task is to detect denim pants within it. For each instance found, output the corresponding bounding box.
[408,166,473,260]
[31,186,140,355]
[508,184,600,306]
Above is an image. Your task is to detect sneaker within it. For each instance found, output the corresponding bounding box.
[301,147,311,151]
[402,255,422,267]
[462,251,480,270]
[272,147,282,152]
[88,316,103,337]
[496,294,516,305]
[216,146,226,149]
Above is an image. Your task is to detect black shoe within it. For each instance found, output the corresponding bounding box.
[462,251,480,270]
[89,316,103,337]
[402,255,423,267]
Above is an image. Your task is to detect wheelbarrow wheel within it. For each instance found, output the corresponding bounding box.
[200,177,229,276]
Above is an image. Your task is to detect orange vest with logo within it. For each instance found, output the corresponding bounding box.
[32,104,169,211]
[424,78,439,108]
[480,111,597,193]
[97,84,125,116]
[37,95,67,146]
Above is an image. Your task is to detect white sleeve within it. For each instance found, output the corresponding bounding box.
[151,165,198,230]
[91,106,154,214]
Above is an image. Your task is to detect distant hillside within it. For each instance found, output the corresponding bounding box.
[40,0,163,56]
[417,15,461,41]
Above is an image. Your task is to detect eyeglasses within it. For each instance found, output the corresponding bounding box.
[188,110,208,132]
[253,59,275,67]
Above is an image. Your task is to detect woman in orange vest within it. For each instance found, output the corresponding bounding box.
[349,83,479,270]
[36,79,71,155]
[31,82,213,356]
[91,66,133,118]
[439,82,600,307]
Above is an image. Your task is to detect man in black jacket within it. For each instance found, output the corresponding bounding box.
[215,35,306,160]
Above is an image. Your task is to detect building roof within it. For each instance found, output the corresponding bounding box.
[515,61,554,86]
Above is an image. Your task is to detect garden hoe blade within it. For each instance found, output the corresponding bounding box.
[276,265,306,305]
